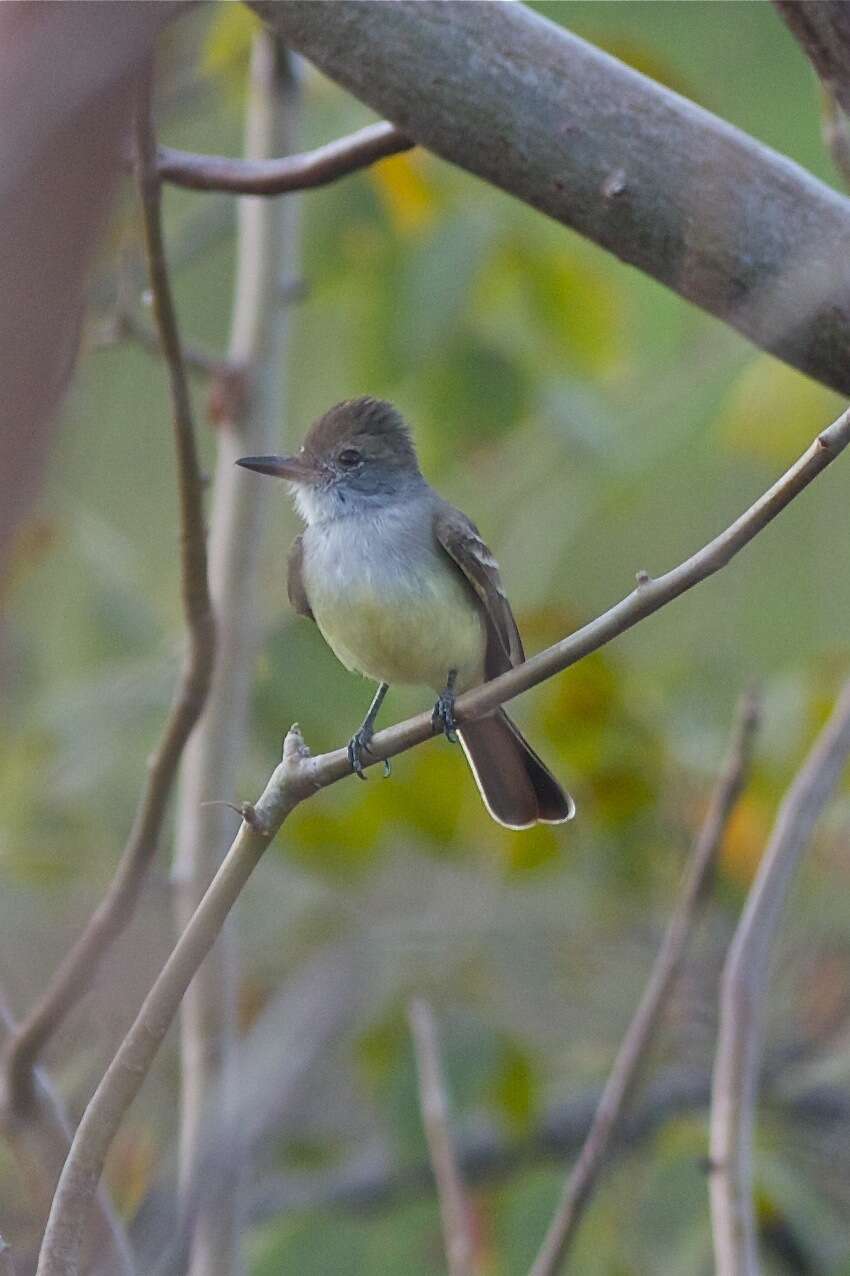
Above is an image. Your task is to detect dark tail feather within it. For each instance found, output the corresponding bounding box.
[458,709,575,830]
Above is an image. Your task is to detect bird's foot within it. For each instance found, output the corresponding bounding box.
[347,729,391,779]
[432,674,459,744]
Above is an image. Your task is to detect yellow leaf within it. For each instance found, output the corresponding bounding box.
[714,356,843,464]
[370,152,438,235]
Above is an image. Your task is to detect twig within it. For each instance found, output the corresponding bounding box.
[529,691,760,1276]
[31,396,850,1273]
[820,84,850,190]
[709,678,850,1276]
[35,726,317,1276]
[93,307,234,379]
[158,119,412,194]
[268,404,850,787]
[408,999,477,1276]
[172,33,301,1276]
[1,71,216,1117]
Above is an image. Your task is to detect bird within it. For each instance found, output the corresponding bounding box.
[237,397,574,829]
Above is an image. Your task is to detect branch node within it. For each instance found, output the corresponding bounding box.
[635,568,652,587]
[601,168,627,200]
[240,802,271,837]
[817,431,832,449]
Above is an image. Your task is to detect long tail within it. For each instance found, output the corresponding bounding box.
[458,709,575,829]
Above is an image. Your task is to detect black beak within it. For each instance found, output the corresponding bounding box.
[236,454,320,483]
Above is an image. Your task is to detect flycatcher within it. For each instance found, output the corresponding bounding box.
[237,397,574,829]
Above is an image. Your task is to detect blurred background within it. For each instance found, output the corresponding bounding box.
[3,3,850,1273]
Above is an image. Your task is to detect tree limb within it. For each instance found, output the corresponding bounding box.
[249,0,850,397]
[0,71,216,1118]
[158,119,411,194]
[530,691,759,1276]
[33,392,850,1273]
[408,999,478,1276]
[709,678,850,1276]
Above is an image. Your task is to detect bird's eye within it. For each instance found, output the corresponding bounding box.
[337,448,362,467]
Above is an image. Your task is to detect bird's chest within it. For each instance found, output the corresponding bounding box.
[300,513,485,689]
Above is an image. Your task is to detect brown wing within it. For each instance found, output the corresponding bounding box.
[287,535,314,620]
[434,503,525,678]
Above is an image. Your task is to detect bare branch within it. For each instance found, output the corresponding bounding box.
[710,678,850,1276]
[35,726,316,1276]
[251,0,850,396]
[158,118,411,194]
[93,306,234,379]
[408,999,478,1276]
[285,404,850,789]
[1,71,216,1118]
[172,33,302,1276]
[32,388,850,1274]
[530,691,760,1276]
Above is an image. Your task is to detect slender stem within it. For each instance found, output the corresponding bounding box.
[157,119,411,194]
[709,678,850,1276]
[173,33,301,1276]
[408,999,477,1276]
[529,691,760,1276]
[1,70,216,1119]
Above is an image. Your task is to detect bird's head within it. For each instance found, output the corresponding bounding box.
[236,396,423,523]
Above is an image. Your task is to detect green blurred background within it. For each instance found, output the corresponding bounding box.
[3,3,850,1272]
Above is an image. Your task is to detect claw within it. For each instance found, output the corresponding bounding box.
[347,728,375,780]
[432,671,459,744]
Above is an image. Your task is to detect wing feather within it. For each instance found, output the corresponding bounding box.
[287,535,314,620]
[433,503,524,673]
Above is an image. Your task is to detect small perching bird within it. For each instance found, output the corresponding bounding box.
[238,397,574,829]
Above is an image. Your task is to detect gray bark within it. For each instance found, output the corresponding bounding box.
[251,0,850,397]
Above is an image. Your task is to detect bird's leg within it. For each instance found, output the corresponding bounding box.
[432,669,459,744]
[348,682,391,780]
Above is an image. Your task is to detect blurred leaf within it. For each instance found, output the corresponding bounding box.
[370,152,440,236]
[714,356,843,465]
[200,3,261,105]
[718,793,771,888]
[488,1038,538,1134]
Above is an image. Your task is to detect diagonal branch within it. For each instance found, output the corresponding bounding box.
[710,677,850,1276]
[33,396,850,1275]
[158,119,412,194]
[408,999,478,1276]
[251,0,850,397]
[529,690,760,1276]
[1,72,216,1119]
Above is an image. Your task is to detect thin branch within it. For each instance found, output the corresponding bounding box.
[1,71,216,1117]
[710,678,850,1276]
[93,306,235,379]
[408,999,477,1276]
[773,1,850,119]
[35,726,315,1276]
[252,0,850,396]
[280,403,850,788]
[158,119,412,194]
[529,690,760,1276]
[173,33,302,1276]
[32,390,850,1274]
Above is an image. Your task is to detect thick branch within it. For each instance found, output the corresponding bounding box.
[250,0,850,397]
[158,119,411,194]
[530,691,759,1276]
[709,678,850,1276]
[1,75,216,1117]
[33,392,850,1273]
[408,999,477,1276]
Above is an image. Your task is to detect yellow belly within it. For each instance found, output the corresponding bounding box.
[310,575,487,691]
